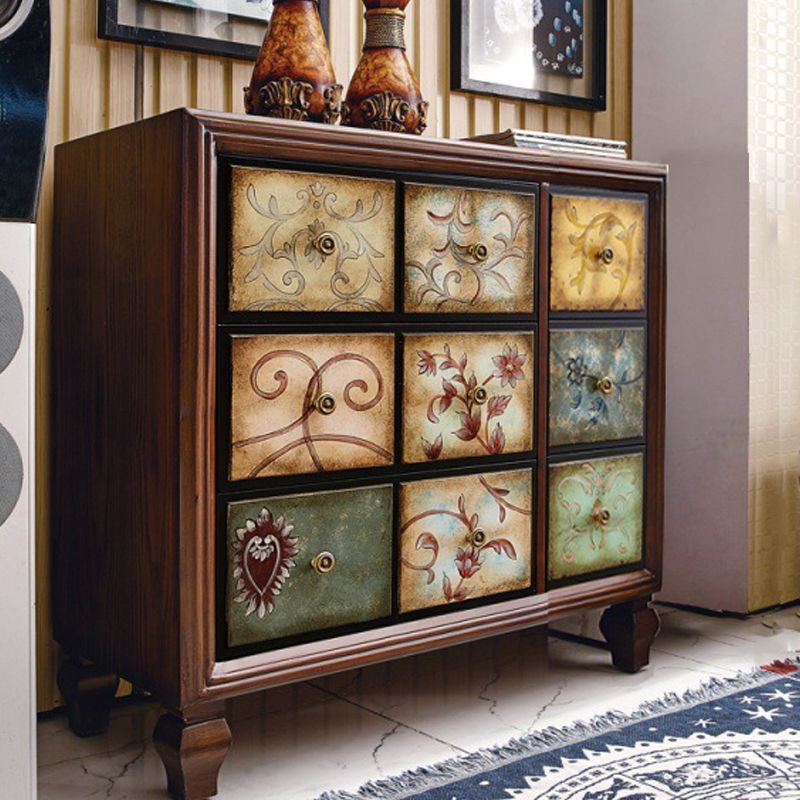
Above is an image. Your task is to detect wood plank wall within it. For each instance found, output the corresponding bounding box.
[36,0,633,711]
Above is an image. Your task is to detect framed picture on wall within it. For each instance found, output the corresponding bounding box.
[451,0,607,111]
[99,0,330,60]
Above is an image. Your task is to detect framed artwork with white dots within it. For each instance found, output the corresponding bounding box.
[451,0,607,111]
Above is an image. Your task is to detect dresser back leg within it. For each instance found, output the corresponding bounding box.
[600,597,661,673]
[56,658,120,737]
[153,703,232,800]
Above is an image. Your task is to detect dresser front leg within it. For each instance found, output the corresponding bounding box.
[600,597,660,674]
[57,658,120,737]
[153,702,232,800]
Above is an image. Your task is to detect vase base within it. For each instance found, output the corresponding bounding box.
[245,78,342,126]
[342,91,428,136]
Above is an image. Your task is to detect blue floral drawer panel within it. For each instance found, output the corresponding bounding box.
[399,468,533,613]
[549,327,645,447]
[548,453,644,582]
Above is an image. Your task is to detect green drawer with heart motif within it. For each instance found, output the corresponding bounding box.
[225,485,393,647]
[547,452,644,583]
[549,327,646,447]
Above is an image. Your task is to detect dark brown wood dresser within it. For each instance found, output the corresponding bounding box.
[51,109,667,800]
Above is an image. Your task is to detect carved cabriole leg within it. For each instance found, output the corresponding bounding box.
[56,658,120,737]
[600,597,661,674]
[153,702,232,800]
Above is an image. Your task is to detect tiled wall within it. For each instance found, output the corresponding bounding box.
[748,0,800,610]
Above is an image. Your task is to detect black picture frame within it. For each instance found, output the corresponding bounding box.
[451,0,607,112]
[99,0,330,61]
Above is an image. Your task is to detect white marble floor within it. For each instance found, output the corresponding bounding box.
[38,605,800,799]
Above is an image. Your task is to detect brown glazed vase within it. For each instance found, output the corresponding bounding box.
[343,0,428,135]
[245,0,342,124]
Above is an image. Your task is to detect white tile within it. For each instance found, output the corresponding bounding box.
[311,624,740,754]
[37,680,457,800]
[37,608,800,799]
[652,606,800,673]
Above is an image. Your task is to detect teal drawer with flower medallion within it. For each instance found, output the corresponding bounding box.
[226,485,393,647]
[549,327,645,447]
[547,452,644,583]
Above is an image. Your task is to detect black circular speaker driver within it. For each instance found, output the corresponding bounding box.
[0,0,23,30]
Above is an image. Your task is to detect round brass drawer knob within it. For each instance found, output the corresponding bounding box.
[468,242,489,263]
[311,551,336,575]
[596,377,615,395]
[315,392,337,415]
[314,232,337,257]
[467,528,487,547]
[468,386,489,406]
[599,246,615,265]
[592,506,612,526]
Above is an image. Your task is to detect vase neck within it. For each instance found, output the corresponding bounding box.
[364,8,406,51]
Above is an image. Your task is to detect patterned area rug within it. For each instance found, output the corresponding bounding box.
[319,660,800,800]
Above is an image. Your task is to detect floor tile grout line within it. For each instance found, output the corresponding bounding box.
[37,738,151,771]
[305,681,471,755]
[649,647,742,675]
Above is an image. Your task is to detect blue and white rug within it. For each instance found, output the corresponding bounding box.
[320,660,800,800]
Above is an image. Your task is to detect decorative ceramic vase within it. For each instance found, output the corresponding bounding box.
[245,0,342,125]
[343,0,428,135]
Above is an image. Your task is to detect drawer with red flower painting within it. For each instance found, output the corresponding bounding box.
[398,468,534,612]
[402,331,535,464]
[229,333,395,480]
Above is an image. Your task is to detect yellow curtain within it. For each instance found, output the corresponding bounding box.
[748,0,800,610]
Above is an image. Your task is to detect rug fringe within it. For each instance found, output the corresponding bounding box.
[316,665,788,800]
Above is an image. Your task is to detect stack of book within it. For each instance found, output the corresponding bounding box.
[468,129,628,160]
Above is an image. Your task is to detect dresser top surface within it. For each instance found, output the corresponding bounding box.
[56,107,668,180]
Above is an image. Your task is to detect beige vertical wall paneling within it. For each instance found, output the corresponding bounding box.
[230,61,252,113]
[591,0,614,140]
[158,52,194,113]
[194,56,228,111]
[610,0,631,146]
[405,0,416,73]
[35,1,633,711]
[546,107,569,135]
[498,100,521,132]
[142,49,159,118]
[107,44,138,127]
[472,96,495,137]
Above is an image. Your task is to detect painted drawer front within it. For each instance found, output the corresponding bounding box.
[403,332,534,464]
[550,192,647,312]
[548,453,644,582]
[549,327,645,447]
[229,166,395,312]
[404,183,535,313]
[226,486,393,647]
[399,469,533,612]
[230,334,394,480]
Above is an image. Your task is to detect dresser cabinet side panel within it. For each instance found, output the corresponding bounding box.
[645,177,667,583]
[51,113,186,704]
